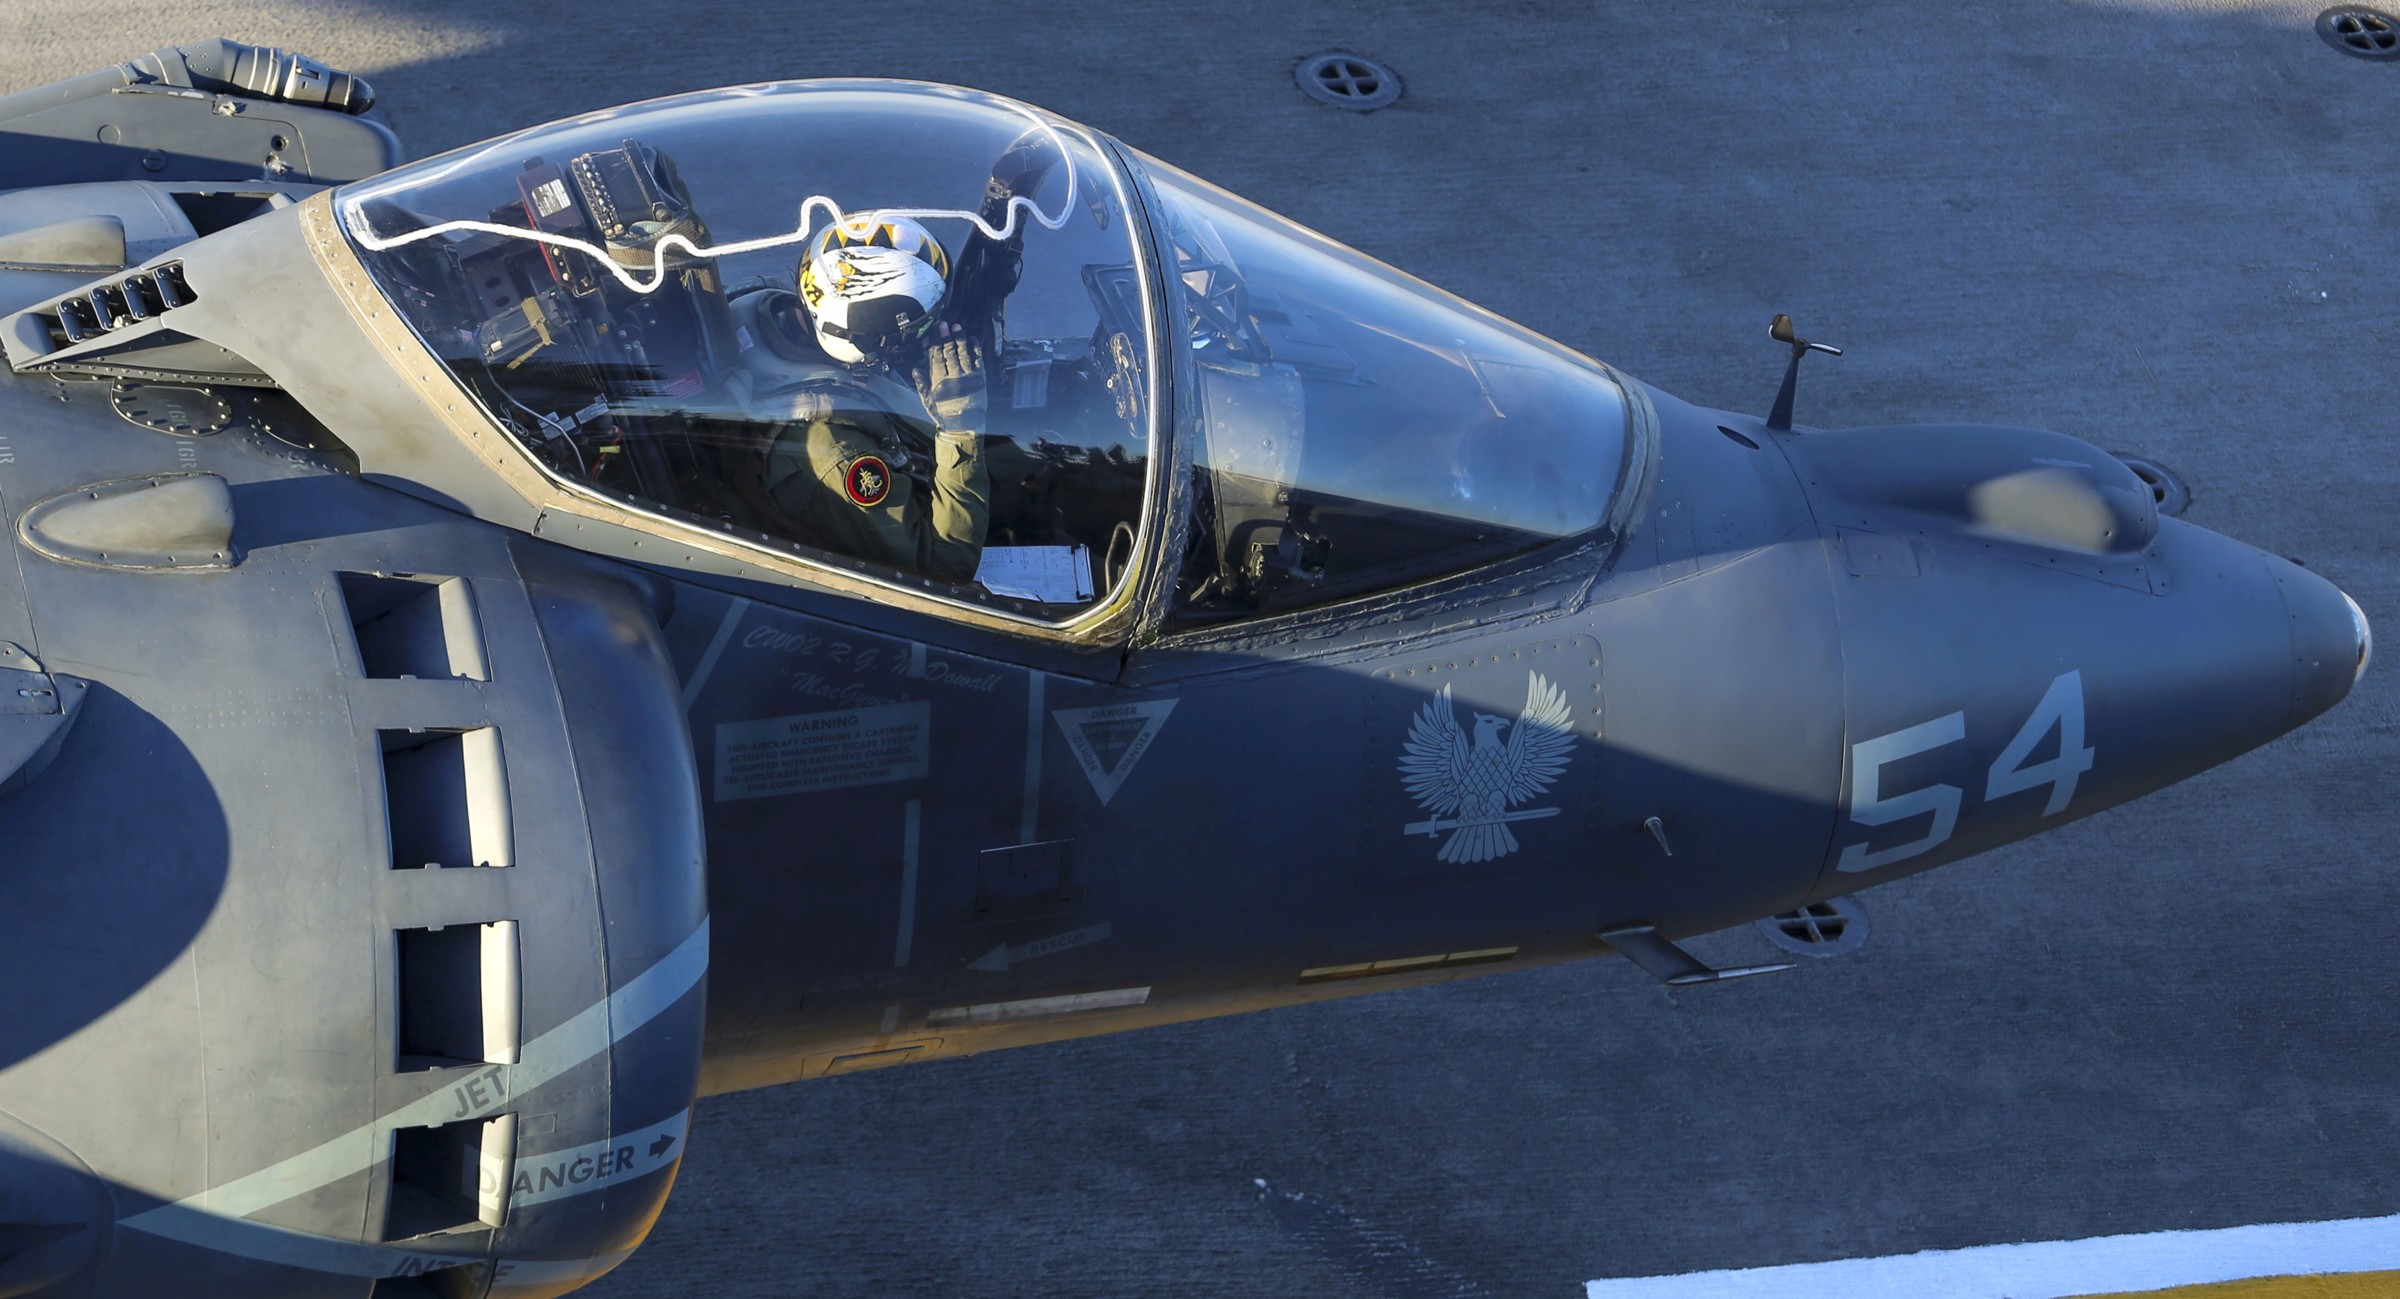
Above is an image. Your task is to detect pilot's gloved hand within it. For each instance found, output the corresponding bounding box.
[773,388,836,423]
[913,335,988,436]
[726,370,836,424]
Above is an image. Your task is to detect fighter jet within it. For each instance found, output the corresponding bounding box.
[0,39,2368,1299]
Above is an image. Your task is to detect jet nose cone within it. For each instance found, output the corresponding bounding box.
[2345,590,2373,684]
[2276,561,2370,726]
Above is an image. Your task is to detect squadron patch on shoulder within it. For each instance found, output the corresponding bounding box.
[844,455,891,508]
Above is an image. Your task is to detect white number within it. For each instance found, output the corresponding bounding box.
[1985,670,2094,816]
[1837,670,2100,873]
[1835,711,1967,873]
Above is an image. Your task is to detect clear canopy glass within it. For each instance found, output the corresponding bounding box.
[1137,159,1633,625]
[337,83,1154,614]
[333,82,1634,630]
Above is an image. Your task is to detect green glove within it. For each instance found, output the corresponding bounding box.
[915,336,988,435]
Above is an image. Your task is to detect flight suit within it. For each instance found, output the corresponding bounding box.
[762,410,988,583]
[729,289,991,583]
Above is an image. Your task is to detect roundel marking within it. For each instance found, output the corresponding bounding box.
[845,455,891,507]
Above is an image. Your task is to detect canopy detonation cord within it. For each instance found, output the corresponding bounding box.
[336,104,1081,296]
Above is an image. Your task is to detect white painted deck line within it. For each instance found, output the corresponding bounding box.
[1585,1211,2400,1298]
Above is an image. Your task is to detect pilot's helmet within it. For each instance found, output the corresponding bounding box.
[796,215,951,365]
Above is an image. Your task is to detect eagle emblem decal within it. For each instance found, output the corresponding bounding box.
[1399,671,1576,863]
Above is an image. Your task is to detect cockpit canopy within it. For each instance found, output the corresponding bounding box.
[334,82,1632,630]
[1137,159,1632,626]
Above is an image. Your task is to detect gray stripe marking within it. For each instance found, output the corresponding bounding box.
[120,920,711,1268]
[507,1109,689,1210]
[680,595,751,708]
[895,799,921,967]
[1020,671,1045,842]
[94,1206,636,1288]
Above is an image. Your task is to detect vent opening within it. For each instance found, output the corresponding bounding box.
[381,728,511,870]
[2108,452,2190,517]
[396,920,519,1068]
[385,1111,516,1240]
[47,263,191,345]
[1755,897,1869,957]
[370,1267,486,1299]
[1297,52,1401,110]
[2318,6,2400,58]
[340,573,490,681]
[168,190,286,236]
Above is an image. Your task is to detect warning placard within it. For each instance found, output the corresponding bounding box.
[1052,698,1176,805]
[714,700,931,801]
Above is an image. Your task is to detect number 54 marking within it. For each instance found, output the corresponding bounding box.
[1836,670,2094,874]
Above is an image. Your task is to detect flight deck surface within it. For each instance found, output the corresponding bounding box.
[4,2,2392,1295]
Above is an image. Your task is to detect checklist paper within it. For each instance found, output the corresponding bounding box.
[976,545,1097,604]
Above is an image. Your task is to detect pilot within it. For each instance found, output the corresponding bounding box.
[732,215,990,584]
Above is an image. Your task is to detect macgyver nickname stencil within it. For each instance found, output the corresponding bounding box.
[1399,672,1575,863]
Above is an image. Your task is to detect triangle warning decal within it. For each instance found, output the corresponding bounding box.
[1053,699,1178,805]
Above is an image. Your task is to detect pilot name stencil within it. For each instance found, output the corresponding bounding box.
[1053,699,1177,804]
[1398,671,1575,863]
[742,625,1005,695]
[782,670,904,711]
[714,699,931,800]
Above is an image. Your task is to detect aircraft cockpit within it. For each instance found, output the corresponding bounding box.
[339,85,1154,617]
[333,83,1636,636]
[1138,161,1635,626]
